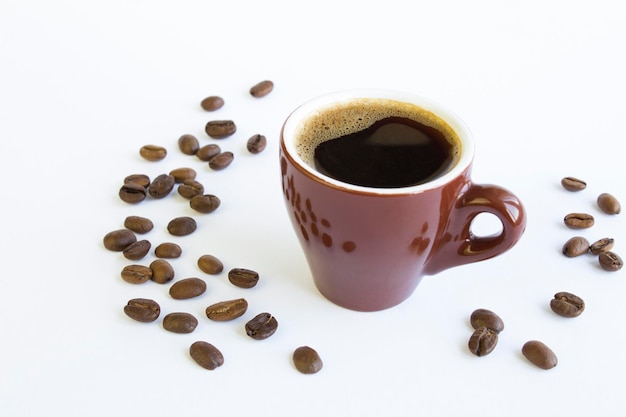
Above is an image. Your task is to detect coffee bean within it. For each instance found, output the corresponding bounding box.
[200,96,224,112]
[246,134,267,154]
[139,144,167,161]
[197,254,224,275]
[190,194,221,213]
[178,179,205,199]
[119,182,148,204]
[562,236,590,257]
[189,341,224,370]
[162,312,198,334]
[249,80,274,98]
[103,229,137,251]
[150,259,175,284]
[124,174,150,188]
[561,176,586,191]
[522,340,558,370]
[124,298,160,322]
[245,312,278,340]
[154,242,182,259]
[124,216,154,234]
[598,251,623,271]
[564,212,594,229]
[468,327,498,357]
[590,237,614,255]
[550,291,585,317]
[470,309,504,333]
[196,144,221,161]
[148,174,176,199]
[122,239,151,260]
[121,264,152,284]
[205,298,248,321]
[169,167,197,183]
[167,216,197,236]
[228,268,259,288]
[178,134,200,155]
[169,277,207,300]
[208,151,234,170]
[205,120,236,139]
[597,193,621,215]
[293,346,323,374]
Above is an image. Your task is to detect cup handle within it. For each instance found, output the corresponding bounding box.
[424,183,527,275]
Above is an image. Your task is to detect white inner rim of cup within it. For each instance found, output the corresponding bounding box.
[282,89,474,195]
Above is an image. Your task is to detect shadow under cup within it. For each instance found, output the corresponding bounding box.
[279,90,526,311]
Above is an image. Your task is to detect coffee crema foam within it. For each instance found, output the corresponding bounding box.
[293,98,461,169]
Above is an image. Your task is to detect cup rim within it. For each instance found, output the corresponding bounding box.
[281,89,474,195]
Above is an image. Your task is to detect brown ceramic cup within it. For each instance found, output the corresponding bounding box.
[279,89,527,311]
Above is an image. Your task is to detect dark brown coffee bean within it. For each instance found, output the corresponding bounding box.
[208,151,234,170]
[169,167,197,183]
[189,341,224,370]
[562,236,590,257]
[103,229,137,251]
[205,120,236,139]
[150,259,175,284]
[228,268,259,288]
[598,251,623,271]
[124,298,160,322]
[550,291,585,317]
[293,346,323,374]
[178,179,205,199]
[124,174,150,188]
[590,237,614,255]
[564,212,594,229]
[522,340,558,370]
[148,174,176,199]
[119,182,148,204]
[196,144,221,161]
[470,308,504,333]
[468,327,498,356]
[198,254,224,274]
[121,264,153,284]
[205,298,248,321]
[169,277,207,300]
[178,134,200,155]
[124,216,153,234]
[200,96,225,112]
[139,144,167,161]
[597,193,621,215]
[561,176,586,191]
[249,80,274,98]
[246,134,267,154]
[167,216,197,236]
[190,194,221,213]
[245,312,278,340]
[122,239,151,260]
[154,242,182,258]
[162,312,198,333]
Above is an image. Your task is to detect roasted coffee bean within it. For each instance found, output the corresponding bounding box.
[550,291,585,317]
[122,239,151,260]
[189,341,224,370]
[169,277,207,300]
[468,327,499,357]
[148,174,176,199]
[103,229,137,251]
[249,80,274,98]
[245,312,278,340]
[124,215,154,234]
[139,144,167,161]
[598,251,623,271]
[178,179,205,199]
[196,144,221,161]
[124,298,160,322]
[150,259,175,284]
[169,167,197,183]
[190,194,221,213]
[293,346,323,374]
[178,134,200,155]
[167,216,197,236]
[121,264,152,284]
[205,120,236,139]
[154,242,182,259]
[597,193,621,214]
[208,151,234,170]
[197,254,224,275]
[124,174,150,188]
[470,308,504,333]
[162,312,198,334]
[522,340,558,370]
[228,268,259,288]
[564,212,594,229]
[246,134,267,154]
[562,236,590,257]
[119,182,147,204]
[561,176,586,191]
[200,96,225,112]
[590,237,614,255]
[205,298,248,321]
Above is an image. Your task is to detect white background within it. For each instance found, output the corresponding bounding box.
[2,1,625,416]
